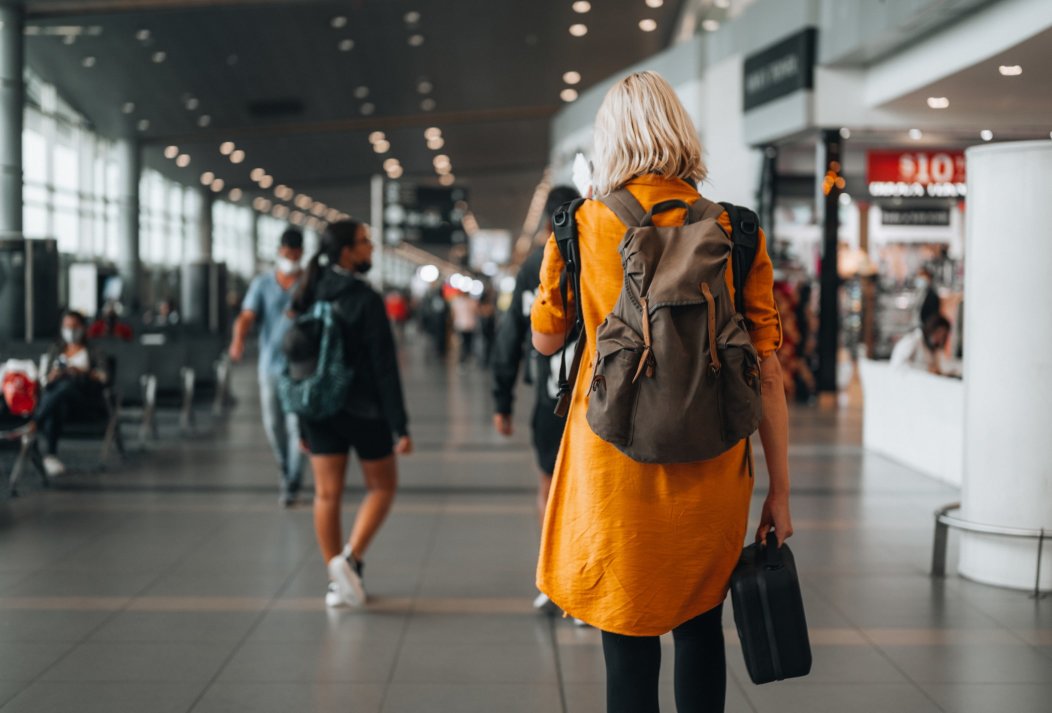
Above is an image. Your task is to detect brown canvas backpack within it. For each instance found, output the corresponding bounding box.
[551,189,763,464]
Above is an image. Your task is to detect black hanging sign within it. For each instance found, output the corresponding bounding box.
[743,28,817,112]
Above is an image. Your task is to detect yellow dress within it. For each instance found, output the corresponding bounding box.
[530,174,782,636]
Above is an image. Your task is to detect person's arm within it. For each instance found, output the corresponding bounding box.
[530,234,571,356]
[365,293,412,453]
[491,253,538,433]
[756,355,793,546]
[230,276,263,362]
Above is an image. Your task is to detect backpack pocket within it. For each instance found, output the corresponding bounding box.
[716,315,763,443]
[586,314,645,446]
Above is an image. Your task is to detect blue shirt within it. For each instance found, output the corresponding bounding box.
[242,271,298,377]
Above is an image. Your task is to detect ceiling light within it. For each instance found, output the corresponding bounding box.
[563,71,581,85]
[354,86,370,99]
[572,1,591,13]
[909,129,923,140]
[645,0,664,7]
[176,154,190,167]
[427,137,445,150]
[164,145,179,159]
[980,129,993,141]
[383,158,401,171]
[295,195,312,210]
[250,168,266,181]
[275,184,288,197]
[839,127,851,139]
[229,188,243,201]
[421,98,436,111]
[368,131,386,144]
[331,16,347,29]
[253,197,265,210]
[151,50,166,63]
[259,175,273,189]
[373,140,391,154]
[360,103,376,115]
[135,29,151,42]
[272,205,288,218]
[715,0,730,7]
[290,211,306,225]
[702,19,720,32]
[311,204,327,217]
[417,80,433,94]
[185,97,199,111]
[424,127,442,140]
[197,115,211,127]
[926,96,949,109]
[569,23,588,37]
[230,150,245,164]
[408,34,425,47]
[561,88,579,102]
[200,171,215,185]
[82,56,96,68]
[137,119,150,131]
[386,165,404,179]
[433,154,451,167]
[404,11,421,24]
[327,209,341,222]
[439,174,455,186]
[338,39,354,52]
[211,179,225,192]
[219,141,235,155]
[998,65,1022,76]
[62,35,76,46]
[122,102,136,114]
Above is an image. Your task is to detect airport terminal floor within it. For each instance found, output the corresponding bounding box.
[1,334,1050,713]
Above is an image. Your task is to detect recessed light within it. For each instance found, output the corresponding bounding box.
[200,172,215,185]
[259,175,273,189]
[136,29,151,42]
[427,137,445,150]
[638,19,657,32]
[980,130,993,141]
[197,115,211,127]
[368,131,386,144]
[927,96,949,109]
[354,86,370,99]
[373,140,391,154]
[563,71,581,85]
[185,97,199,111]
[151,51,166,63]
[417,80,433,94]
[404,11,421,24]
[338,39,355,52]
[137,119,150,131]
[387,165,404,179]
[360,102,376,115]
[421,98,436,111]
[122,102,136,114]
[331,16,347,29]
[424,127,442,140]
[839,127,851,140]
[561,88,579,102]
[646,0,664,7]
[82,56,96,68]
[572,1,591,13]
[250,168,266,181]
[295,195,312,210]
[433,154,451,167]
[408,34,425,47]
[383,158,401,171]
[909,129,923,140]
[230,150,245,164]
[211,179,225,193]
[219,141,235,155]
[439,174,455,186]
[229,188,243,201]
[175,153,190,167]
[164,146,179,159]
[569,23,588,37]
[998,65,1022,76]
[702,19,720,32]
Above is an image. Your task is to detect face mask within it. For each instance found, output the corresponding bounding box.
[62,327,82,344]
[276,257,301,275]
[915,277,930,289]
[355,261,372,275]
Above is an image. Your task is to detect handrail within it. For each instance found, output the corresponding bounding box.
[932,502,1048,598]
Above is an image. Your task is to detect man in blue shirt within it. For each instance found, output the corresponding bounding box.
[229,228,305,506]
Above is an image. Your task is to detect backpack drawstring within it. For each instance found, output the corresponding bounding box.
[632,297,656,384]
[700,283,722,377]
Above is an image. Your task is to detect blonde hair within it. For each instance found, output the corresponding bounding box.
[591,71,707,196]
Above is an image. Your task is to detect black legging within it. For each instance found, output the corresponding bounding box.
[35,378,93,455]
[601,603,726,713]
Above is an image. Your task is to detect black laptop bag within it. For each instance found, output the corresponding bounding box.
[730,532,813,684]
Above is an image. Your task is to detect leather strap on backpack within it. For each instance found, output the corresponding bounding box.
[601,189,647,227]
[552,198,587,418]
[719,202,760,316]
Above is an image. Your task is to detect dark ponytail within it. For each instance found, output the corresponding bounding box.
[291,219,363,313]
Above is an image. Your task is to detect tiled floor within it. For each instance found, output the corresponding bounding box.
[1,335,1049,712]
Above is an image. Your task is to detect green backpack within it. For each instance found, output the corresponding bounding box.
[278,301,354,418]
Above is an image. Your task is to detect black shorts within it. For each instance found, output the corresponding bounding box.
[531,398,566,476]
[301,413,394,460]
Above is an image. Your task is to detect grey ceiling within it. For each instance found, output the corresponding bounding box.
[26,0,684,228]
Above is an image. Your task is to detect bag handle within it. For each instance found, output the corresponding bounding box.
[552,198,588,418]
[763,531,783,569]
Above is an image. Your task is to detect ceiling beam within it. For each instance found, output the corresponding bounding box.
[26,0,328,19]
[144,104,559,145]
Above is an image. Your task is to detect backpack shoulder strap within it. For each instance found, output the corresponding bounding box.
[598,189,647,227]
[718,202,760,316]
[550,197,588,418]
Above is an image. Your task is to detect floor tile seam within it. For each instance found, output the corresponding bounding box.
[182,532,319,713]
[725,666,761,713]
[547,615,570,713]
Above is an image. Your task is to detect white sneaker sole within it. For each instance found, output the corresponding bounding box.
[327,556,366,607]
[325,588,350,608]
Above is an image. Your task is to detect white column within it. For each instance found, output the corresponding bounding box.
[369,174,384,290]
[115,139,141,308]
[0,2,22,237]
[959,141,1052,590]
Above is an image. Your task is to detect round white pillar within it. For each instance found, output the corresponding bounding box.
[959,141,1052,590]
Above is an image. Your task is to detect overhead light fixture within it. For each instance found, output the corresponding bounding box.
[980,129,993,141]
[197,115,212,127]
[338,39,355,52]
[200,171,215,185]
[386,165,404,179]
[417,80,433,94]
[998,65,1023,76]
[572,1,591,13]
[211,178,225,192]
[275,184,288,197]
[926,96,949,109]
[408,34,425,47]
[151,50,166,63]
[569,23,588,37]
[361,102,376,115]
[421,98,436,111]
[433,154,451,167]
[259,175,274,189]
[311,203,328,217]
[383,158,401,172]
[176,153,190,167]
[164,145,179,159]
[404,10,421,24]
[424,127,442,141]
[354,86,370,99]
[563,71,581,85]
[909,129,923,140]
[646,0,664,7]
[219,141,235,155]
[639,18,658,31]
[427,137,445,150]
[122,102,136,114]
[82,56,96,68]
[368,131,386,144]
[250,167,266,182]
[185,97,200,111]
[561,88,579,102]
[230,149,245,164]
[331,16,348,29]
[439,174,455,186]
[373,140,391,154]
[839,127,851,140]
[135,29,151,42]
[295,195,312,210]
[229,188,243,201]
[137,119,150,132]
[702,19,720,32]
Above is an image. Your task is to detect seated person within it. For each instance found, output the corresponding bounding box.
[87,301,134,342]
[31,310,109,476]
[891,314,951,375]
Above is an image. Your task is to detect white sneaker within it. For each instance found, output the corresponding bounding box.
[325,582,350,608]
[42,455,66,477]
[533,592,559,615]
[327,554,366,607]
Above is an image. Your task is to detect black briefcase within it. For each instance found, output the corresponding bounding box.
[730,532,812,684]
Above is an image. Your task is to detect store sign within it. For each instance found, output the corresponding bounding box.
[743,28,817,112]
[867,150,967,198]
[880,206,952,227]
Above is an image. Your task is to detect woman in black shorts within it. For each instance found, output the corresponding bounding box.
[291,220,412,608]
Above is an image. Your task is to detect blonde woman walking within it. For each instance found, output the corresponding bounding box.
[531,71,793,712]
